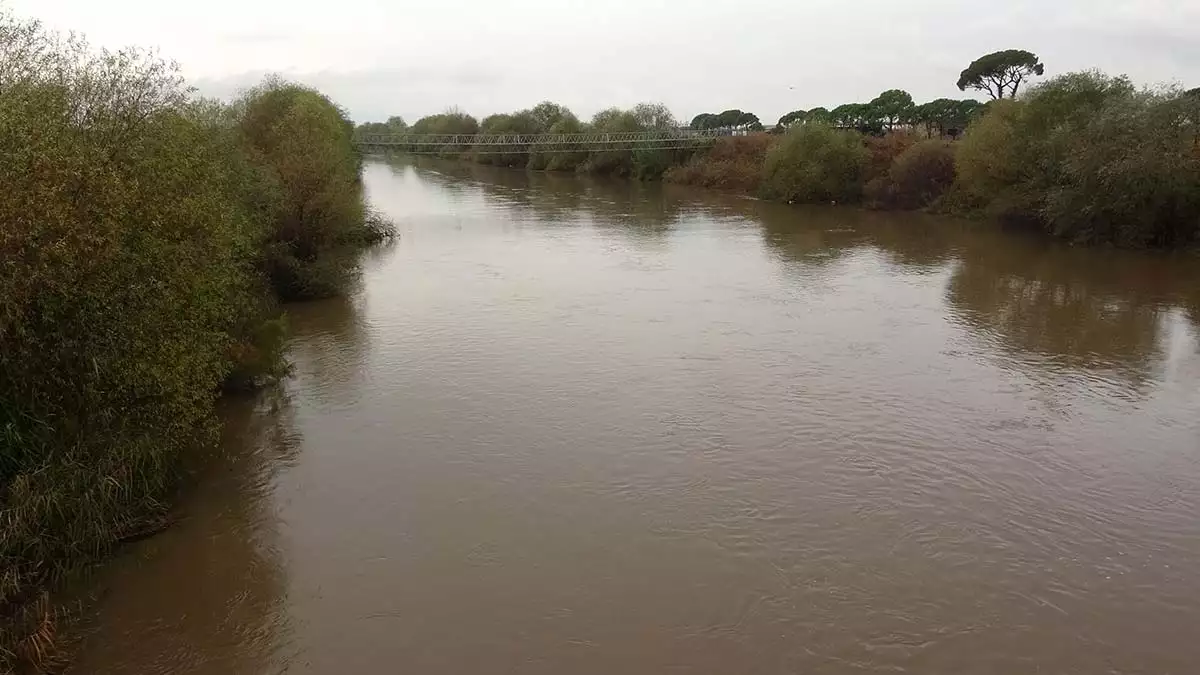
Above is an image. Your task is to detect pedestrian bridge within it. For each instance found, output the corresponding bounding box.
[355,129,724,154]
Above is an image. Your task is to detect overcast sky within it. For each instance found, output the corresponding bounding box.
[10,0,1199,124]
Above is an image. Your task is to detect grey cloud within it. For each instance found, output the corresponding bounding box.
[185,0,1199,125]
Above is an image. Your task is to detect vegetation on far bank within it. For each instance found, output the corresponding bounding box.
[0,11,389,671]
[361,49,1199,249]
[678,72,1200,248]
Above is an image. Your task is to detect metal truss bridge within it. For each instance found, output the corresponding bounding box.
[355,129,724,154]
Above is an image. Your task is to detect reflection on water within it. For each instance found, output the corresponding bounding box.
[71,158,1200,675]
[946,233,1200,391]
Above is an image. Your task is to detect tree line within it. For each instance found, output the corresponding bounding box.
[671,49,1200,249]
[360,101,691,178]
[773,94,984,137]
[770,50,1043,135]
[365,50,1049,142]
[364,47,1198,249]
[0,11,389,671]
[688,110,763,132]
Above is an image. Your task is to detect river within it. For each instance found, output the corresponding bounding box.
[67,158,1200,674]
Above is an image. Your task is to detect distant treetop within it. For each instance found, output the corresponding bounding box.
[957,50,1045,100]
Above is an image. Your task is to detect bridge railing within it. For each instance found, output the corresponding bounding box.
[355,128,726,149]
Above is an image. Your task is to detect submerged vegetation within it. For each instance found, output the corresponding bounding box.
[0,11,388,671]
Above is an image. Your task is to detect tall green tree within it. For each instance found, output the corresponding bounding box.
[528,101,573,133]
[736,111,763,131]
[869,89,915,130]
[913,98,983,136]
[410,108,479,135]
[691,109,760,131]
[805,107,832,124]
[716,109,745,128]
[831,103,866,127]
[633,102,677,129]
[957,49,1045,100]
[777,110,807,129]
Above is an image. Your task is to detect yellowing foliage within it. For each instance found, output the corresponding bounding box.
[0,13,388,670]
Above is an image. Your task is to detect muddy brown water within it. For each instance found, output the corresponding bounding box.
[67,159,1200,674]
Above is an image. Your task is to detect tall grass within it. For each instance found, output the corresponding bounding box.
[0,12,388,671]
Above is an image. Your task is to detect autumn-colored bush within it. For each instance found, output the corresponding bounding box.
[863,131,919,182]
[664,135,776,193]
[760,124,868,204]
[865,140,957,210]
[1040,93,1200,246]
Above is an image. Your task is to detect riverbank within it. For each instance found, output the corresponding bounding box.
[0,14,388,671]
[371,72,1200,249]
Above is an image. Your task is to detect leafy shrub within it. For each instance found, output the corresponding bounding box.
[578,107,644,176]
[473,111,537,167]
[1041,93,1200,246]
[531,116,587,171]
[0,21,263,668]
[952,99,1028,216]
[866,140,957,210]
[236,78,386,300]
[409,108,479,135]
[760,124,868,204]
[954,70,1200,245]
[409,108,479,157]
[632,147,694,180]
[0,13,385,670]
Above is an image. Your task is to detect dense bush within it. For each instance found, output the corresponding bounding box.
[577,107,644,176]
[409,108,479,156]
[530,115,587,171]
[473,111,538,168]
[953,70,1200,246]
[950,99,1028,216]
[0,14,385,670]
[863,131,919,183]
[866,140,957,210]
[664,135,775,193]
[236,78,390,299]
[760,124,868,204]
[1041,93,1200,246]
